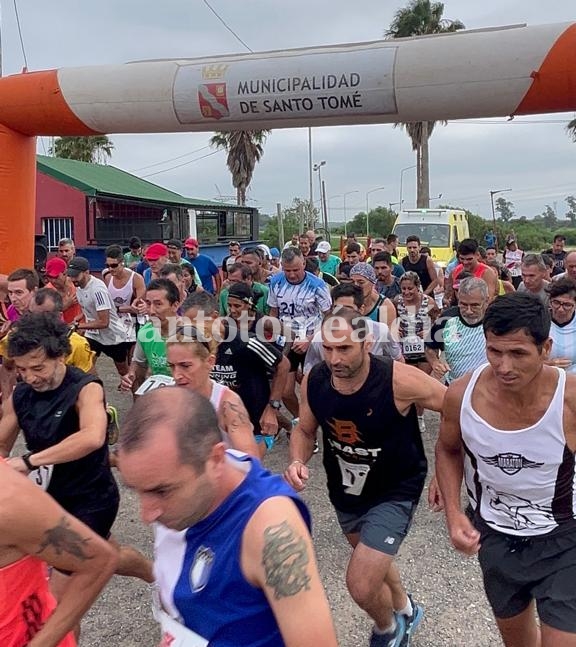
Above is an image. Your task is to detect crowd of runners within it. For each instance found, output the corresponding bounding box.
[1,229,576,647]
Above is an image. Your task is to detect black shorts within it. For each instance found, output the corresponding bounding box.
[71,500,120,540]
[87,337,133,364]
[286,347,306,373]
[477,522,576,632]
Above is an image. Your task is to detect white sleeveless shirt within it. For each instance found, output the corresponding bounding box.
[461,364,575,536]
[107,270,136,342]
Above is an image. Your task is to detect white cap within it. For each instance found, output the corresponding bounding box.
[316,241,331,254]
[257,243,271,259]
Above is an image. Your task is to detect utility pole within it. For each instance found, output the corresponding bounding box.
[276,202,284,248]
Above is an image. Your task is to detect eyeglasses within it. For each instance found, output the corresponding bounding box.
[105,262,120,269]
[550,299,575,310]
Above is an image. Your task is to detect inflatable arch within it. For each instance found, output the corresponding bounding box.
[0,21,575,272]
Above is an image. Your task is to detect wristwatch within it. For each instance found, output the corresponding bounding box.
[21,451,35,471]
[268,400,282,410]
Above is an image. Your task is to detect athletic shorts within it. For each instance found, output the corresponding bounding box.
[335,500,417,556]
[255,434,275,450]
[477,523,576,632]
[286,347,306,373]
[73,502,119,540]
[87,337,133,364]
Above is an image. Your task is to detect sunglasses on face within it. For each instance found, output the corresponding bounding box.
[106,262,121,269]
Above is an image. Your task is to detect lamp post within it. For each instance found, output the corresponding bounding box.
[399,165,416,209]
[343,190,359,237]
[429,193,443,204]
[490,188,512,252]
[313,160,326,231]
[365,186,385,237]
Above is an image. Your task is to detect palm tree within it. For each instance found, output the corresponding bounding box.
[209,130,270,205]
[567,118,576,143]
[50,135,114,164]
[386,1,465,208]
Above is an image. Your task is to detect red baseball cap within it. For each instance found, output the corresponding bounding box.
[145,243,168,260]
[45,257,67,278]
[184,237,199,249]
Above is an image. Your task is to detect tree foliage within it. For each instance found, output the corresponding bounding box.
[565,195,576,225]
[385,1,464,208]
[209,130,270,206]
[50,136,114,163]
[495,197,515,223]
[261,198,318,248]
[344,206,397,238]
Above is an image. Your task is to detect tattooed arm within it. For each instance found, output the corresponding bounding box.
[241,497,338,647]
[218,390,259,457]
[0,461,118,647]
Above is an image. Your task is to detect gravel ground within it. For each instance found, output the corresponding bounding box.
[72,358,503,646]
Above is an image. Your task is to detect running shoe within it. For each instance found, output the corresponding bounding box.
[369,615,406,647]
[399,594,424,647]
[106,404,120,446]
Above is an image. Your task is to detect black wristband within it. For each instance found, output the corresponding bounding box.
[21,452,35,471]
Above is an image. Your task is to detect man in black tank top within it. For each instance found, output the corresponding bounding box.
[285,307,446,647]
[401,235,438,295]
[0,313,153,603]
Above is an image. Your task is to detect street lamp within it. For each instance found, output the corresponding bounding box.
[399,165,416,209]
[313,161,327,232]
[430,193,443,204]
[343,190,359,237]
[365,186,385,237]
[490,188,512,252]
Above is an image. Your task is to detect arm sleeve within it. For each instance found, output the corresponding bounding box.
[316,283,333,313]
[132,340,148,367]
[246,336,282,371]
[267,283,278,309]
[93,287,114,312]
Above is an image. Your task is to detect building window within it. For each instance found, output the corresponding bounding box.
[42,217,74,250]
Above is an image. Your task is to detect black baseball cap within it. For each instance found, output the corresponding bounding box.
[228,282,254,305]
[167,239,183,249]
[67,257,90,277]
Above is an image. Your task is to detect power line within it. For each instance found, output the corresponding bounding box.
[202,0,253,53]
[130,144,212,172]
[141,149,223,177]
[13,0,28,69]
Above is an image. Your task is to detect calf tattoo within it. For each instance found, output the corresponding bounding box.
[262,521,311,599]
[37,515,92,561]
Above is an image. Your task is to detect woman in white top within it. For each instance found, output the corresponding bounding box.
[546,277,576,374]
[165,323,259,457]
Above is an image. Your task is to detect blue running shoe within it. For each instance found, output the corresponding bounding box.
[369,614,406,647]
[399,594,424,647]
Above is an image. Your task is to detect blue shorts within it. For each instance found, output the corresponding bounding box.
[255,434,275,450]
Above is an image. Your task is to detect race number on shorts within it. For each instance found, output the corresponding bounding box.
[28,464,54,491]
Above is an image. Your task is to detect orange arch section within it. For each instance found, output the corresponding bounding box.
[0,126,35,273]
[0,70,99,137]
[515,23,576,115]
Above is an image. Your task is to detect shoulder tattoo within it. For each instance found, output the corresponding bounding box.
[37,515,92,561]
[262,520,311,599]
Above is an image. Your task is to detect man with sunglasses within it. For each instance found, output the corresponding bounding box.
[68,257,132,381]
[103,245,146,349]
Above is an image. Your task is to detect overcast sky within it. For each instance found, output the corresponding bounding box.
[3,0,575,223]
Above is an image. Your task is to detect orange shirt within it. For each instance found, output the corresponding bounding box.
[0,555,76,647]
[46,279,83,324]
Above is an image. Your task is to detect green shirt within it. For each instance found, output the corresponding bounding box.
[319,254,341,276]
[219,282,270,315]
[124,251,142,268]
[134,321,172,376]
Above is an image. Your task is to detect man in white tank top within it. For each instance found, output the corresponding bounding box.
[436,292,576,647]
[103,245,146,346]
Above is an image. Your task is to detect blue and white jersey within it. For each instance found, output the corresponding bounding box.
[549,316,576,374]
[154,452,310,646]
[443,316,487,383]
[267,271,332,337]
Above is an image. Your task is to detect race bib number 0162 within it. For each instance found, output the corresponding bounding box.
[402,336,424,355]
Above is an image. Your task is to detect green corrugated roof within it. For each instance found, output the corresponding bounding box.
[36,155,235,208]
